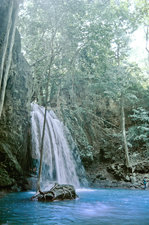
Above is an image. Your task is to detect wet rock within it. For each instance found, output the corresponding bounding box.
[125,175,130,182]
[31,183,78,202]
[25,176,38,191]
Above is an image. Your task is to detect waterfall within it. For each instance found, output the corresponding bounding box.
[31,103,84,190]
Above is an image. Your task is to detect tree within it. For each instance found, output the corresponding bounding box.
[19,0,87,191]
[104,63,141,167]
[37,54,54,192]
[19,0,146,170]
[128,107,149,157]
[135,0,149,61]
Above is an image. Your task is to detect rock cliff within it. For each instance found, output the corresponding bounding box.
[52,83,149,189]
[0,0,32,190]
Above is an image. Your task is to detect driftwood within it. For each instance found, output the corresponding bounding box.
[31,183,78,202]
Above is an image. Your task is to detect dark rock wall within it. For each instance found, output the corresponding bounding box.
[0,1,32,190]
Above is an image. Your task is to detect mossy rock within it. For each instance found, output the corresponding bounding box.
[0,165,14,187]
[31,183,78,202]
[0,142,22,174]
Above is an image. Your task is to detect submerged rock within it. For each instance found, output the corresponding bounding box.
[31,183,78,202]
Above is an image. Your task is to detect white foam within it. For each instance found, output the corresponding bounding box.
[76,188,95,192]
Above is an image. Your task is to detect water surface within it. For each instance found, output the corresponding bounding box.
[0,188,149,225]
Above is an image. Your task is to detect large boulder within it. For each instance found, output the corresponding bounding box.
[31,183,78,202]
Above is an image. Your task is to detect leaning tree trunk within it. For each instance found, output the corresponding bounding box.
[121,96,131,168]
[36,55,54,192]
[0,0,19,117]
[36,106,48,192]
[36,24,59,192]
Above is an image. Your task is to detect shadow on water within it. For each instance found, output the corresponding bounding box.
[0,188,149,225]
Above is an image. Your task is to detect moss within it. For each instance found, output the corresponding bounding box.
[0,142,22,174]
[0,164,14,187]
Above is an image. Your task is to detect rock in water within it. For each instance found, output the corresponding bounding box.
[31,183,78,201]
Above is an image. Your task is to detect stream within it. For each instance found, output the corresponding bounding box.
[0,188,149,225]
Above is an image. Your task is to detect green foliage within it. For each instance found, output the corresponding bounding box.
[18,0,140,105]
[18,0,149,163]
[128,107,149,151]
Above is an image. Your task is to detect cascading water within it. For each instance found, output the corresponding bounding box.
[31,103,84,190]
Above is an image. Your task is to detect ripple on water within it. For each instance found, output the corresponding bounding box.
[0,189,149,225]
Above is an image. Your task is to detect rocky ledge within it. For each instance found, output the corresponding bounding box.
[87,161,149,190]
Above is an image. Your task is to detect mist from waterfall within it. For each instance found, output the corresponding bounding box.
[31,103,81,189]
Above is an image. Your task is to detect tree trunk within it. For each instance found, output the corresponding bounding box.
[145,25,149,62]
[36,54,54,192]
[0,0,13,88]
[121,96,131,168]
[0,0,19,117]
[36,106,47,192]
